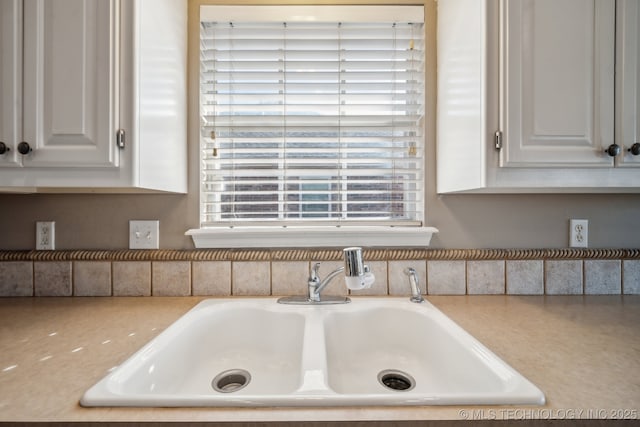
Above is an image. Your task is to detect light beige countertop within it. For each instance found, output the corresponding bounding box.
[0,295,638,425]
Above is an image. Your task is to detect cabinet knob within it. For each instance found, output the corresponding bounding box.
[17,142,32,155]
[628,143,640,156]
[0,142,9,155]
[605,144,621,157]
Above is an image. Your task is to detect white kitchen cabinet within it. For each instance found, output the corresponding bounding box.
[501,0,614,168]
[437,0,640,193]
[0,0,22,168]
[0,0,187,193]
[617,0,640,167]
[22,0,117,168]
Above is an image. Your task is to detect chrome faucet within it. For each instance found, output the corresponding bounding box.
[278,247,373,305]
[404,267,424,303]
[306,262,347,303]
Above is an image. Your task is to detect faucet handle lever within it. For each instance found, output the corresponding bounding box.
[310,262,321,282]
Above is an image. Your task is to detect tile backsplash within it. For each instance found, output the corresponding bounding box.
[0,249,639,297]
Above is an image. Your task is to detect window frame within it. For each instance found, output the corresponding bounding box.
[186,2,437,248]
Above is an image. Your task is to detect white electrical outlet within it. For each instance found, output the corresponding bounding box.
[129,220,160,249]
[36,221,55,250]
[569,219,588,248]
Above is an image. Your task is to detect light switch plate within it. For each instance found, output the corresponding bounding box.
[129,220,159,249]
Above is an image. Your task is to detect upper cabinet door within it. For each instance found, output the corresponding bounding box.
[501,0,615,168]
[0,0,22,167]
[21,0,118,168]
[617,0,640,167]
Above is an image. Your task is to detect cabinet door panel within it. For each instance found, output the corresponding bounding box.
[501,0,615,167]
[22,0,117,168]
[617,0,640,167]
[0,0,22,167]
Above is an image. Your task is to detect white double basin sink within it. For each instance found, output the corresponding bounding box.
[81,297,545,407]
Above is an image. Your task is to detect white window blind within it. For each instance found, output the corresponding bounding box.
[199,6,425,228]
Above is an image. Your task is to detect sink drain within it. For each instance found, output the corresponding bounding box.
[378,369,416,392]
[212,369,251,393]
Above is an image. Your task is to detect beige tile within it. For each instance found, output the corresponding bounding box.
[506,260,543,295]
[545,260,583,295]
[112,262,151,296]
[0,262,33,297]
[585,260,621,295]
[232,261,270,296]
[34,262,72,297]
[271,261,308,296]
[152,262,191,296]
[389,260,426,297]
[623,260,640,294]
[192,261,231,296]
[427,261,466,295]
[467,261,505,294]
[353,261,387,296]
[73,261,111,296]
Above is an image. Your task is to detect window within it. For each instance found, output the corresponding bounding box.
[190,5,435,247]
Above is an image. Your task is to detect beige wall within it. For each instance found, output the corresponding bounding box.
[1,0,639,251]
[1,190,639,250]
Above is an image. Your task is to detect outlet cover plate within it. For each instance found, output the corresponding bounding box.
[129,220,159,249]
[569,219,588,248]
[36,221,55,250]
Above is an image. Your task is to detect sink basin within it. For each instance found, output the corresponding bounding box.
[324,303,537,405]
[81,298,544,407]
[82,300,306,406]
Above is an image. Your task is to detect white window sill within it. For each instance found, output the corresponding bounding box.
[185,226,438,249]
